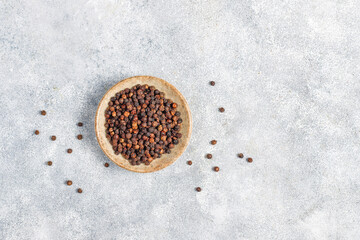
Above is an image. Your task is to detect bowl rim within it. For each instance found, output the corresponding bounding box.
[94,75,192,173]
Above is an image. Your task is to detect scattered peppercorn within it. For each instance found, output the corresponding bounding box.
[219,107,225,113]
[77,134,83,140]
[210,140,217,145]
[47,161,52,166]
[196,187,202,192]
[210,81,215,86]
[66,180,72,186]
[187,161,192,165]
[213,166,219,172]
[77,188,83,193]
[51,136,56,141]
[67,149,72,154]
[104,84,183,165]
[247,157,253,163]
[41,110,46,116]
[206,154,212,159]
[77,122,83,127]
[35,130,40,135]
[104,162,109,167]
[238,153,244,158]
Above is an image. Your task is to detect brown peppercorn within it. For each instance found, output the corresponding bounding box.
[104,162,109,167]
[206,154,212,159]
[210,81,215,86]
[66,180,72,186]
[34,130,40,135]
[67,149,72,154]
[77,122,83,127]
[51,136,56,141]
[213,166,219,172]
[77,134,83,140]
[247,157,253,163]
[210,140,217,145]
[77,188,83,193]
[40,110,46,115]
[196,187,202,192]
[187,160,192,165]
[238,153,244,158]
[219,107,225,113]
[47,161,52,166]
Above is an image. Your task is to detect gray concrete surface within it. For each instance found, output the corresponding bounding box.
[1,0,360,239]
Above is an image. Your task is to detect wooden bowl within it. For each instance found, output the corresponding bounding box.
[95,76,192,173]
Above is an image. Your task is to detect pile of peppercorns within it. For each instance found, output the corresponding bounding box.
[104,84,183,165]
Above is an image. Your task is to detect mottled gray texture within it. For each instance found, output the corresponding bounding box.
[1,0,360,239]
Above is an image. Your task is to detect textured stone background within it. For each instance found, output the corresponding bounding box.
[1,0,360,239]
